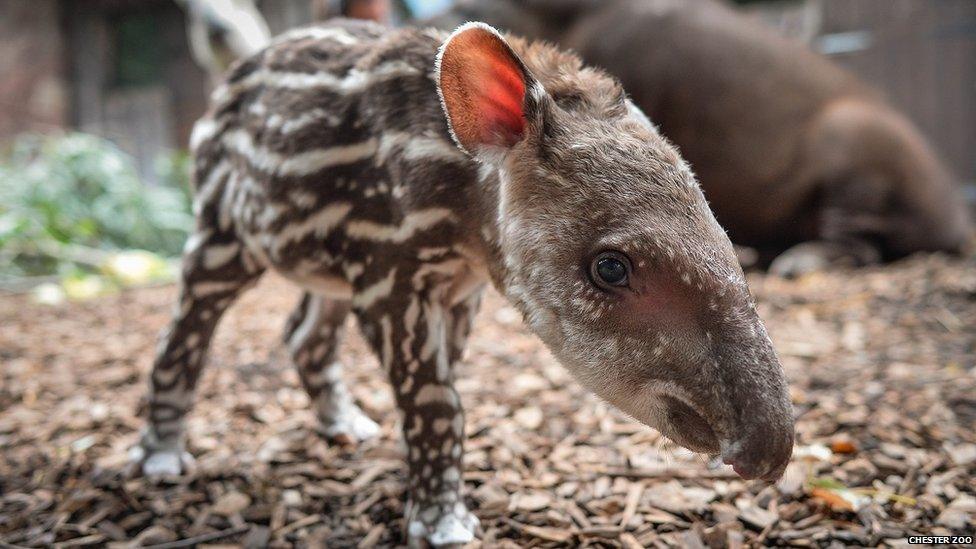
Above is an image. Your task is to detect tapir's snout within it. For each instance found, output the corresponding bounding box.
[590,267,796,483]
[636,295,795,483]
[654,381,794,482]
[710,319,795,482]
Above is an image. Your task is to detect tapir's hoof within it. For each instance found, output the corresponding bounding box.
[127,443,196,477]
[316,403,381,445]
[769,244,833,278]
[770,240,881,278]
[733,244,759,269]
[407,502,479,548]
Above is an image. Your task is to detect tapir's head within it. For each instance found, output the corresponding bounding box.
[436,23,794,480]
[883,121,973,258]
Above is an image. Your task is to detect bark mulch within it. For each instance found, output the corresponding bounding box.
[1,254,974,547]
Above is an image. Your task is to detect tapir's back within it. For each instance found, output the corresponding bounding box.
[189,20,479,277]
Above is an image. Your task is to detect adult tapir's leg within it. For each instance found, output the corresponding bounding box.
[283,292,379,442]
[768,238,881,278]
[132,229,264,475]
[768,198,886,277]
[768,171,890,277]
[354,278,483,547]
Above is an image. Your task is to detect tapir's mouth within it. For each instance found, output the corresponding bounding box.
[658,396,720,454]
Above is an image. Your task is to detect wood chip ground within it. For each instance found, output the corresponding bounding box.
[1,254,974,547]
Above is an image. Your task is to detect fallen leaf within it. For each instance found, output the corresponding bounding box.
[830,436,858,454]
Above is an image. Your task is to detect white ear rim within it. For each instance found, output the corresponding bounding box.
[433,21,517,157]
[626,99,657,132]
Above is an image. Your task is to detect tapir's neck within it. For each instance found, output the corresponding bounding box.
[456,162,511,296]
[462,160,553,339]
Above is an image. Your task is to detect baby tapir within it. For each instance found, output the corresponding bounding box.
[130,19,794,546]
[433,0,974,276]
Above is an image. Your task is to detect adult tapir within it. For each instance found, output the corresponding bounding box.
[431,0,973,276]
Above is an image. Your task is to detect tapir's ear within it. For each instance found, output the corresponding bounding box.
[435,22,541,156]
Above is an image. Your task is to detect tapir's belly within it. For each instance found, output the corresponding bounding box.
[238,222,356,301]
[222,165,487,306]
[227,176,379,301]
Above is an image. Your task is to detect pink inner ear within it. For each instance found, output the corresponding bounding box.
[474,54,526,145]
[440,26,531,151]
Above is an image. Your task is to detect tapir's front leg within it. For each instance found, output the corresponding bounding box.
[355,285,482,547]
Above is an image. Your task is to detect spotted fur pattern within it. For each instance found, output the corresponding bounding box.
[134,18,794,546]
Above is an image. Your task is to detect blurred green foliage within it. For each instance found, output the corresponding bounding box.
[0,133,194,281]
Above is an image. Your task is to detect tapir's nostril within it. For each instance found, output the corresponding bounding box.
[660,397,720,454]
[722,436,793,482]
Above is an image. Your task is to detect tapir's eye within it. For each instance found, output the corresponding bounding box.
[591,251,631,289]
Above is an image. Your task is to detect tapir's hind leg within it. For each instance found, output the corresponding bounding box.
[283,292,380,443]
[131,230,264,475]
